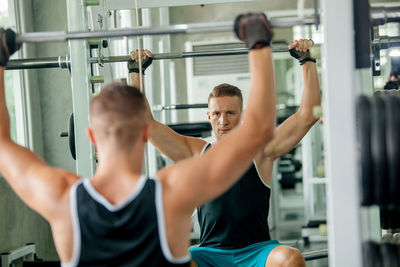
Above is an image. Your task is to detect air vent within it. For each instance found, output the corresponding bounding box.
[193,43,249,76]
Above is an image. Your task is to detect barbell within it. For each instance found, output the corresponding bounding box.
[10,5,399,45]
[6,35,400,71]
[15,16,317,44]
[5,45,305,70]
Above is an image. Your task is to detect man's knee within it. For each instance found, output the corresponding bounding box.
[190,259,198,267]
[266,246,305,267]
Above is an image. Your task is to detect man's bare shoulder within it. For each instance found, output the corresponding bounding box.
[184,136,208,156]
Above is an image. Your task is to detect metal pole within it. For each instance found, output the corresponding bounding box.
[302,249,329,261]
[12,5,400,44]
[7,34,400,70]
[322,0,363,265]
[6,56,70,70]
[371,5,400,26]
[4,45,289,70]
[373,36,400,50]
[66,0,95,177]
[15,16,317,44]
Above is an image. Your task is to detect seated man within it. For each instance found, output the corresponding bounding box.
[0,14,276,267]
[129,38,320,266]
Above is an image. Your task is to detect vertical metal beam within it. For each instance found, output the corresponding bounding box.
[142,8,158,176]
[159,7,172,125]
[66,0,95,177]
[321,0,362,266]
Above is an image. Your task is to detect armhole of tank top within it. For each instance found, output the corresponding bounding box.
[253,160,271,189]
[62,180,82,267]
[153,177,191,264]
[200,142,211,155]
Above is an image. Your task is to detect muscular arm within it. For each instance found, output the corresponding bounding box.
[129,64,205,161]
[263,61,320,160]
[257,59,321,184]
[0,67,78,221]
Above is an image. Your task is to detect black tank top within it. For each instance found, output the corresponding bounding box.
[197,143,271,249]
[63,176,190,267]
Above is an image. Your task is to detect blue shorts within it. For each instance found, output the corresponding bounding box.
[190,240,281,267]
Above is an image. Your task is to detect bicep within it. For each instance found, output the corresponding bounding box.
[150,120,206,161]
[263,112,315,159]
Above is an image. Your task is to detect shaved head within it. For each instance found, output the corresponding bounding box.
[90,82,146,150]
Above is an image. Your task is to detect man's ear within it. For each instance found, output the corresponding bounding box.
[86,128,96,146]
[207,111,211,121]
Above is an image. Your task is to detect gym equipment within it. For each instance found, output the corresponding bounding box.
[302,248,328,261]
[15,17,317,44]
[59,113,76,160]
[12,5,400,44]
[154,104,208,111]
[370,94,389,206]
[356,95,374,206]
[362,241,381,267]
[6,35,398,71]
[6,45,296,70]
[357,91,400,231]
[384,92,400,206]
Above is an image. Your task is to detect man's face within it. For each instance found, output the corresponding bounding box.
[207,96,242,141]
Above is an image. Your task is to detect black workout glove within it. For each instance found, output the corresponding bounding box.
[127,56,153,75]
[289,40,316,65]
[0,28,21,66]
[234,13,273,50]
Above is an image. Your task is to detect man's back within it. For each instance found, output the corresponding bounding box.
[65,176,190,267]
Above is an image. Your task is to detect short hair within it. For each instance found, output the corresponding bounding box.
[208,83,243,110]
[89,82,146,149]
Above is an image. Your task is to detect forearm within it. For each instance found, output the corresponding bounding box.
[262,62,321,159]
[0,67,10,140]
[129,72,155,122]
[246,47,276,137]
[299,62,321,121]
[129,72,144,92]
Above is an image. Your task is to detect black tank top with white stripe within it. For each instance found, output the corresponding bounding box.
[197,143,272,249]
[64,176,190,267]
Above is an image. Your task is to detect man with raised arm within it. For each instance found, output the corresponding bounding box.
[0,13,276,267]
[130,37,320,266]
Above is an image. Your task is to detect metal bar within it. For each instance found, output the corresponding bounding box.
[322,0,363,265]
[0,244,36,266]
[161,104,208,110]
[8,35,400,71]
[5,46,286,70]
[12,5,400,44]
[371,5,400,26]
[6,56,70,70]
[66,0,95,177]
[373,36,400,50]
[303,248,329,261]
[15,16,316,44]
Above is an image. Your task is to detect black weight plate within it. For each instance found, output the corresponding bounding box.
[384,93,400,206]
[380,242,399,267]
[356,95,374,206]
[362,241,381,267]
[371,94,389,206]
[69,113,76,160]
[381,206,390,230]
